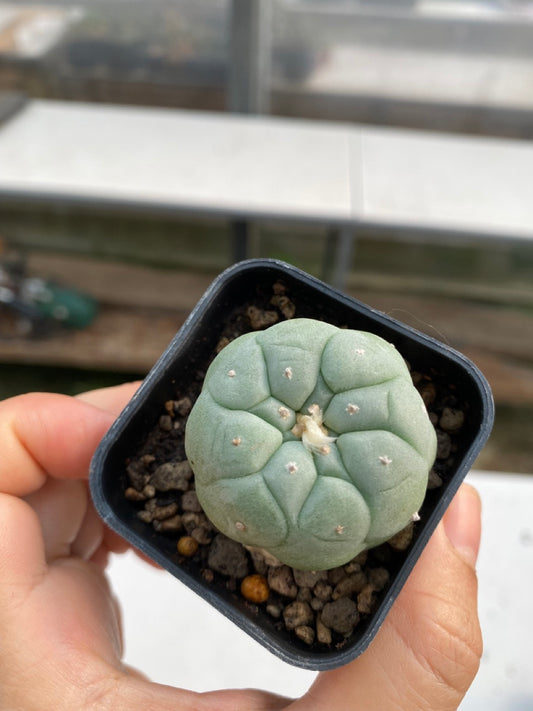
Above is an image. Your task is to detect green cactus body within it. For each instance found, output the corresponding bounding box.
[185,318,437,571]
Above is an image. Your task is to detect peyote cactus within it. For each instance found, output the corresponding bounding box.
[185,318,437,571]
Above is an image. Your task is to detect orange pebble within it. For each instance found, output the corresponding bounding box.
[177,535,199,557]
[240,574,270,604]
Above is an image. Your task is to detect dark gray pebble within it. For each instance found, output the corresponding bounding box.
[357,585,375,614]
[283,601,314,630]
[439,407,465,433]
[207,534,250,578]
[151,461,192,492]
[126,461,149,490]
[313,579,333,602]
[316,615,332,645]
[296,587,313,603]
[174,397,193,416]
[266,602,282,619]
[368,567,390,591]
[327,567,346,585]
[295,625,315,645]
[158,415,173,432]
[332,572,368,600]
[321,598,360,636]
[191,525,213,545]
[181,490,202,512]
[388,522,414,552]
[293,569,328,588]
[268,566,298,599]
[436,430,452,460]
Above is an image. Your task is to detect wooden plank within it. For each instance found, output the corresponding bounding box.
[1,256,532,406]
[349,288,533,364]
[459,347,533,407]
[0,305,183,374]
[24,253,216,312]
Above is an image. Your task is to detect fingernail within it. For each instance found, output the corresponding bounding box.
[443,484,482,568]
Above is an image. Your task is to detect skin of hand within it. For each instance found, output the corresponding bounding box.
[0,383,482,711]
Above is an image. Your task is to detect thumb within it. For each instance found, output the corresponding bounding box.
[92,677,290,711]
[299,484,483,711]
[0,494,288,711]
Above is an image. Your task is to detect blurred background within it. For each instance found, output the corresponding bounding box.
[1,1,532,707]
[1,0,532,473]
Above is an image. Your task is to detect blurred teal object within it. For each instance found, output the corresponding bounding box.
[1,241,98,336]
[20,278,98,329]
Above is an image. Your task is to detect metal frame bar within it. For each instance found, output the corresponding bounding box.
[228,0,272,114]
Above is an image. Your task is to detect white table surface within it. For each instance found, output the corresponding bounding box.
[361,127,533,241]
[0,101,357,222]
[1,100,533,245]
[107,470,533,708]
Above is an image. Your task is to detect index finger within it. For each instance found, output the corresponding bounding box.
[0,390,126,497]
[76,380,142,417]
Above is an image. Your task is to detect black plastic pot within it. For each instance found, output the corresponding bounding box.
[90,259,494,671]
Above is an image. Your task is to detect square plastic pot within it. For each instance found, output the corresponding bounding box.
[90,258,494,671]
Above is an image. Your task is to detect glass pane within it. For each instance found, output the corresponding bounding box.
[273,0,533,136]
[0,1,231,110]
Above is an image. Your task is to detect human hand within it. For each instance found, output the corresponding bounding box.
[0,384,482,711]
